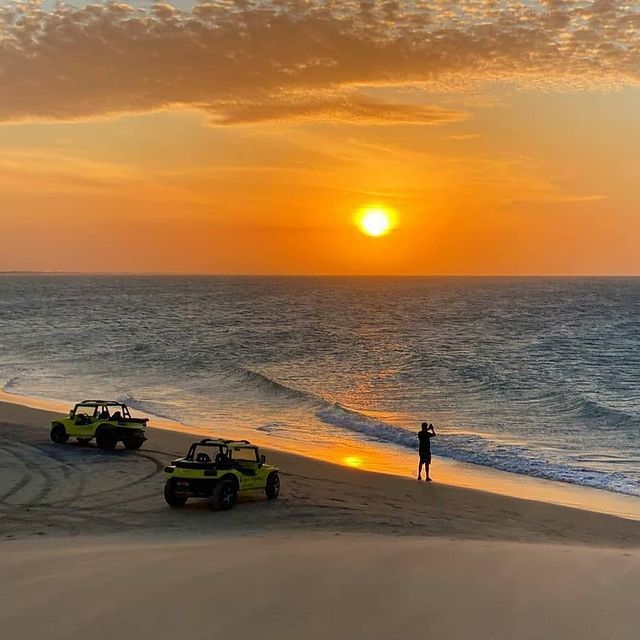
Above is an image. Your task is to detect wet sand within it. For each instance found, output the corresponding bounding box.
[1,400,640,638]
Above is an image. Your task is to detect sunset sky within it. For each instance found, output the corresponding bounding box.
[1,0,639,275]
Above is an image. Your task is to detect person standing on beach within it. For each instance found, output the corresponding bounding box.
[418,422,436,481]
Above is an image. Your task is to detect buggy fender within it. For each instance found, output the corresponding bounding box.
[219,474,240,491]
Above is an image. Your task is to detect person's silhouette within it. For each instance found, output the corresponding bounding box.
[417,422,436,481]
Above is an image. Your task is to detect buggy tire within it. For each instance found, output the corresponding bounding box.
[50,424,69,444]
[124,436,145,451]
[265,471,280,500]
[210,478,237,511]
[96,429,117,450]
[164,480,187,508]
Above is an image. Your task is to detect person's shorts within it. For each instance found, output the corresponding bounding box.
[419,452,431,464]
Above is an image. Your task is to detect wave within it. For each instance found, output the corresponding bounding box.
[506,387,640,430]
[2,376,21,393]
[573,396,640,430]
[317,403,417,448]
[116,393,185,423]
[316,403,640,497]
[256,421,289,433]
[233,367,322,406]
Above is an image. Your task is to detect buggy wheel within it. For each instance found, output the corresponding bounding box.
[265,471,280,500]
[96,429,117,450]
[123,436,145,450]
[164,480,187,508]
[50,424,69,444]
[210,479,237,511]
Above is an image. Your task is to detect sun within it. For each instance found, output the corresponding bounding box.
[357,206,396,237]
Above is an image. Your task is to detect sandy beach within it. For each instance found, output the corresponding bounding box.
[1,399,640,638]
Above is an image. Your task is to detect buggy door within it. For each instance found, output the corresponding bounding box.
[71,404,98,438]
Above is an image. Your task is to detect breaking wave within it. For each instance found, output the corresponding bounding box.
[316,403,640,497]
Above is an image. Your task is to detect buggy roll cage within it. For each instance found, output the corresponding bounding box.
[71,401,133,420]
[184,439,256,462]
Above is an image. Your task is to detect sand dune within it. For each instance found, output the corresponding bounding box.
[3,535,640,640]
[1,400,640,639]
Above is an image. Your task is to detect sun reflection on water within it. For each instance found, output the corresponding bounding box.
[343,455,364,468]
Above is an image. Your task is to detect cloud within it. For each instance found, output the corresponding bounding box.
[208,92,468,125]
[0,148,140,192]
[1,1,639,124]
[448,133,482,141]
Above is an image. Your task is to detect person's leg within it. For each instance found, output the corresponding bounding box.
[425,461,431,481]
[417,460,423,480]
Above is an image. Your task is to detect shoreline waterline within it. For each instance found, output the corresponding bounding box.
[3,388,640,522]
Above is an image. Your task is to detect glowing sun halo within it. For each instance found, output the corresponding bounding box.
[357,207,395,237]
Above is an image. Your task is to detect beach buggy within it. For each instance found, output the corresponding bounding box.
[163,438,280,511]
[50,400,148,450]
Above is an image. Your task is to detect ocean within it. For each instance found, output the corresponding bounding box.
[1,275,639,496]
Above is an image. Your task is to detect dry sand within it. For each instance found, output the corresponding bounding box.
[1,400,640,638]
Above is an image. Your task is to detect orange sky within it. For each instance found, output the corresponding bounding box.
[1,1,639,275]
